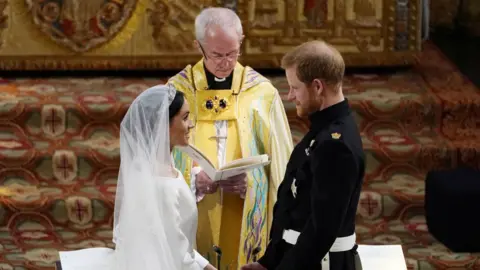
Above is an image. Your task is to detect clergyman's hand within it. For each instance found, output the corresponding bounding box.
[195,170,218,195]
[204,264,217,270]
[218,173,247,198]
[240,262,266,270]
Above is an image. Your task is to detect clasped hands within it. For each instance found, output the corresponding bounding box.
[240,262,266,270]
[196,170,247,198]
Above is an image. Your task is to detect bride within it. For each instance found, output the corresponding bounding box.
[60,85,216,270]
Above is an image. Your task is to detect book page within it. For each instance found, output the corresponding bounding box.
[179,145,270,181]
[178,145,218,180]
[219,155,269,170]
[357,245,407,270]
[214,159,271,180]
[178,145,215,169]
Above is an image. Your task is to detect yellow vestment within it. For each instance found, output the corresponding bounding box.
[169,60,293,269]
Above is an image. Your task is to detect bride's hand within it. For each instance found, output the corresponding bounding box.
[204,264,217,270]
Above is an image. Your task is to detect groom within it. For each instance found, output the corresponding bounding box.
[242,41,365,270]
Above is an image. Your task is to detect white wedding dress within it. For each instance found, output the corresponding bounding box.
[59,85,208,270]
[158,168,208,270]
[59,168,207,270]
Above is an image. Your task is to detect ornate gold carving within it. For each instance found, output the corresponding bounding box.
[148,0,215,52]
[245,0,420,55]
[90,0,147,53]
[0,51,417,71]
[249,37,276,53]
[0,0,421,69]
[25,0,138,53]
[148,0,245,52]
[253,0,278,28]
[353,0,380,27]
[304,0,328,27]
[0,0,7,49]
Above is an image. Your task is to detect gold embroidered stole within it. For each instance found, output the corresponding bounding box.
[192,63,245,269]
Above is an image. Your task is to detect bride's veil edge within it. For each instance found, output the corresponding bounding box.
[112,84,182,270]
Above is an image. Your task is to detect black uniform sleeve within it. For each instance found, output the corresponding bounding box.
[257,238,275,268]
[276,139,359,270]
[258,183,283,268]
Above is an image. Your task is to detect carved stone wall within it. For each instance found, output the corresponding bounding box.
[0,0,423,70]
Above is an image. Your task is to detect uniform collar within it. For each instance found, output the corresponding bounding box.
[308,99,351,130]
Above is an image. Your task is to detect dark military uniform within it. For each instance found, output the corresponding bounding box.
[258,99,365,270]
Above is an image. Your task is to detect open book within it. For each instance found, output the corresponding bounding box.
[178,144,270,181]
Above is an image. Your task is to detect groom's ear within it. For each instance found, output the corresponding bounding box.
[312,79,324,97]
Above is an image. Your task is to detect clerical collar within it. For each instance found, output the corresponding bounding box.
[309,99,351,130]
[204,63,233,90]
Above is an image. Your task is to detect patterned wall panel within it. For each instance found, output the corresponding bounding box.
[0,0,423,70]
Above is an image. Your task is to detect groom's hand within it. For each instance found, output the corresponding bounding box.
[196,171,218,195]
[219,173,247,198]
[240,262,266,270]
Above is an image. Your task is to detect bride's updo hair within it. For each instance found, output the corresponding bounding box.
[169,91,185,121]
[121,86,185,156]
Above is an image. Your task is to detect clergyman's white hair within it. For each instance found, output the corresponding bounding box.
[194,7,243,44]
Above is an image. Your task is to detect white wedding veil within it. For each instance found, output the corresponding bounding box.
[112,84,182,269]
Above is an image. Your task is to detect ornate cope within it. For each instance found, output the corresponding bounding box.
[195,90,237,121]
